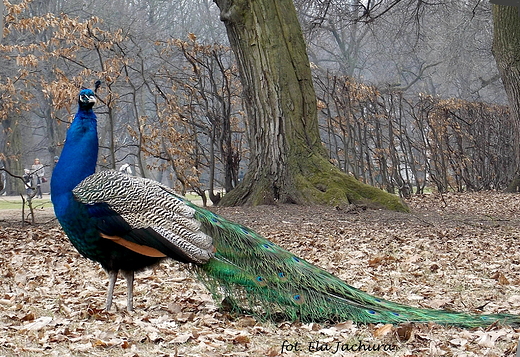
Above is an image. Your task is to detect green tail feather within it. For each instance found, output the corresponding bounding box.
[183,200,520,327]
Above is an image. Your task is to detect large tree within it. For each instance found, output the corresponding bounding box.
[212,0,407,210]
[492,4,520,191]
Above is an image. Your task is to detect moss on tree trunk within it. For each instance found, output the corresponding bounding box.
[213,0,407,211]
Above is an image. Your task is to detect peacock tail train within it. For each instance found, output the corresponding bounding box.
[185,199,520,328]
[53,87,520,328]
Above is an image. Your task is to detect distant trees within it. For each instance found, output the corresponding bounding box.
[135,38,245,205]
[0,0,244,202]
[0,0,517,203]
[296,0,504,102]
[316,76,514,196]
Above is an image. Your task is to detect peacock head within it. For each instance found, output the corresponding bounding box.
[78,88,96,110]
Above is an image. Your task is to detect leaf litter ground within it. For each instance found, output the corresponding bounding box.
[1,192,520,356]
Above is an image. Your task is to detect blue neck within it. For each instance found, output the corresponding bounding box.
[51,107,98,199]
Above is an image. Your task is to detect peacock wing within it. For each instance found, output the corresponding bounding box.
[72,170,214,264]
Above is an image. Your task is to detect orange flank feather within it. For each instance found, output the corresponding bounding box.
[100,233,167,258]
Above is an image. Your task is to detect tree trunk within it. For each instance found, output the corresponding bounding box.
[213,0,407,211]
[492,5,520,192]
[0,1,3,42]
[1,115,24,195]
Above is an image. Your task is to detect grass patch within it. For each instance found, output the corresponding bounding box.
[0,198,53,210]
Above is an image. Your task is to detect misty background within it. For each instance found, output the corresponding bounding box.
[0,0,511,203]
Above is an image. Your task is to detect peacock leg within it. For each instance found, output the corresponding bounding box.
[106,270,118,311]
[122,270,134,312]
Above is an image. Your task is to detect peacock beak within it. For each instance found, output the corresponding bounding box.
[80,94,97,104]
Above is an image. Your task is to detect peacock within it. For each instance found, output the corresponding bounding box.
[51,86,520,328]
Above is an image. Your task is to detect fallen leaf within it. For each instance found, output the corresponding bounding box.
[396,323,414,342]
[233,334,250,345]
[22,316,52,331]
[171,333,191,344]
[374,324,393,337]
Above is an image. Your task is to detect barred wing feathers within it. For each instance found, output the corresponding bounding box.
[72,170,214,264]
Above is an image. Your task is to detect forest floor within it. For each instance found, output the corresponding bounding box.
[1,191,520,356]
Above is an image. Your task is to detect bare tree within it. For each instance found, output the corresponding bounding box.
[213,0,406,210]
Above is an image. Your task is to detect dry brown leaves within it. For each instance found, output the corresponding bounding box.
[1,191,520,356]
